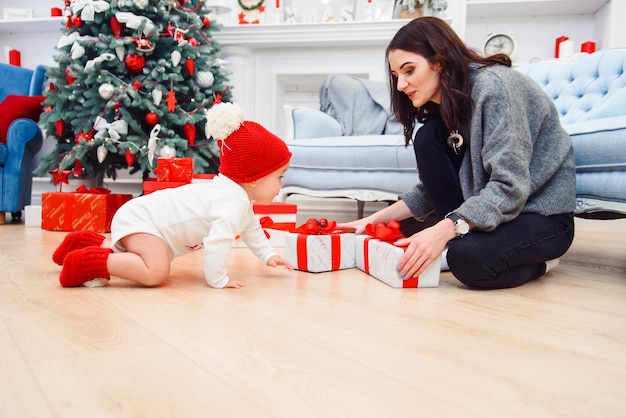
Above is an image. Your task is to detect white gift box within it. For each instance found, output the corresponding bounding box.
[284,233,356,272]
[355,235,440,288]
[233,202,297,247]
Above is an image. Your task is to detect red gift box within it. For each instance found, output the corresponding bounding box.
[143,173,216,194]
[355,235,440,288]
[41,188,132,233]
[284,232,356,272]
[142,178,189,194]
[154,157,194,182]
[233,202,298,247]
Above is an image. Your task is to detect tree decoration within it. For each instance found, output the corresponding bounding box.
[48,166,72,191]
[152,89,163,105]
[55,120,65,136]
[124,54,146,72]
[166,90,177,112]
[183,123,196,145]
[36,0,233,181]
[171,50,182,66]
[185,58,195,76]
[145,112,159,125]
[98,83,115,99]
[125,149,136,166]
[196,71,214,88]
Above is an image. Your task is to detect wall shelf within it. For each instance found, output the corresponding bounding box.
[0,17,63,34]
[466,0,609,18]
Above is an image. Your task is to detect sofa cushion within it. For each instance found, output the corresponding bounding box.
[0,95,45,143]
[565,115,626,202]
[290,106,342,139]
[582,88,626,121]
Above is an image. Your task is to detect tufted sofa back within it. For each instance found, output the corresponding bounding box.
[517,48,626,125]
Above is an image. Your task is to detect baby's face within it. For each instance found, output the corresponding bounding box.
[246,163,290,204]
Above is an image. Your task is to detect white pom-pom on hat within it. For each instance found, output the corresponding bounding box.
[205,102,245,140]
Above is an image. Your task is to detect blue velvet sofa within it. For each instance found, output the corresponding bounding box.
[280,48,626,219]
[0,63,46,224]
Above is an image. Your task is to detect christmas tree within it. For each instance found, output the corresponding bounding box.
[35,0,233,182]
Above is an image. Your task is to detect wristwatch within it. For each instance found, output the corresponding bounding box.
[445,212,470,238]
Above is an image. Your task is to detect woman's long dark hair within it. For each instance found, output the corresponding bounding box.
[386,17,512,145]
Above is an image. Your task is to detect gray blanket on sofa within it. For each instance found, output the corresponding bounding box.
[319,74,403,136]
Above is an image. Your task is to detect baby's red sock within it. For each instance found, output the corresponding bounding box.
[53,230,105,265]
[59,246,112,287]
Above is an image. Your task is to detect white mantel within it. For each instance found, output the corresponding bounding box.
[212,20,414,137]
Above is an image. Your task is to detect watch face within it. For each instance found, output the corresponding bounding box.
[456,220,470,235]
[484,34,515,56]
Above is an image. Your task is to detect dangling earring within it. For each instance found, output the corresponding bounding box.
[447,130,463,155]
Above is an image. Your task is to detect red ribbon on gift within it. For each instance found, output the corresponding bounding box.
[296,234,341,271]
[258,216,297,239]
[75,185,111,194]
[362,221,418,287]
[291,218,344,271]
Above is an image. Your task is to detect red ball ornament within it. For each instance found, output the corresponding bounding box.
[75,132,90,144]
[124,54,146,72]
[202,16,211,28]
[71,14,82,27]
[145,112,158,125]
[182,123,196,146]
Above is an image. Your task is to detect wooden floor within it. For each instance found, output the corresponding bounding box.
[1,221,625,418]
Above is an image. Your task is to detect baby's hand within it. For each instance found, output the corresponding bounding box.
[267,255,294,271]
[224,279,244,288]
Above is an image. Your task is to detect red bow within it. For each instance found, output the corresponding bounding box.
[365,221,404,242]
[294,218,340,235]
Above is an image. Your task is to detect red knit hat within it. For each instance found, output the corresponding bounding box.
[205,102,292,183]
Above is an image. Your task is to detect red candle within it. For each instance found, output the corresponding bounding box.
[9,49,21,66]
[555,36,569,58]
[581,41,596,54]
[276,0,280,7]
[50,7,63,16]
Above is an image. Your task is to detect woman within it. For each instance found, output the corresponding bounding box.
[339,17,576,289]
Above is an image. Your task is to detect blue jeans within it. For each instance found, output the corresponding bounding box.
[413,117,575,289]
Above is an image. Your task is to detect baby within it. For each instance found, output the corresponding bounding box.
[53,102,293,288]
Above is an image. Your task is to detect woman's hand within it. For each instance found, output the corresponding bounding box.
[337,200,414,234]
[336,217,372,234]
[394,219,456,279]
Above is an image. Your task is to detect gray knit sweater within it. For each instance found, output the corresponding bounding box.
[400,64,576,231]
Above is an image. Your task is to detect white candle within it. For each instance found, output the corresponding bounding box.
[558,40,575,60]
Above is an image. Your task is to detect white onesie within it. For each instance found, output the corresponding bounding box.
[110,174,277,288]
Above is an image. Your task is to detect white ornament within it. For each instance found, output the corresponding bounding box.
[98,82,115,99]
[133,0,149,9]
[97,145,108,163]
[152,88,163,105]
[171,50,181,67]
[160,145,176,158]
[115,45,125,61]
[71,42,85,59]
[195,71,214,88]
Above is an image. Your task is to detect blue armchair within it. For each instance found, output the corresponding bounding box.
[0,63,46,224]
